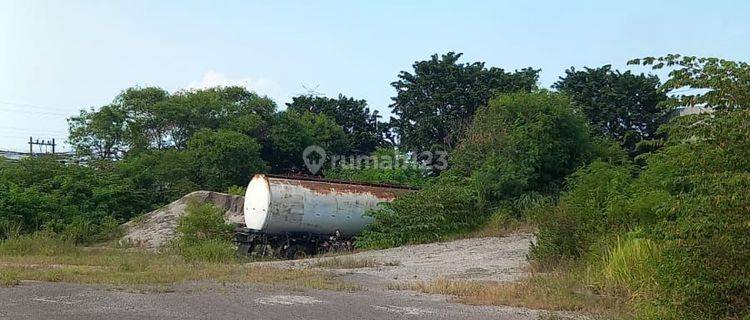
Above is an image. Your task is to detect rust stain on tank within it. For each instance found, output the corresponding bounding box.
[267,175,415,200]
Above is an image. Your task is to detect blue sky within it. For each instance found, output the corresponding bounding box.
[1,0,748,152]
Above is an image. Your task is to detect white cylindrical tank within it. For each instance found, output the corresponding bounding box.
[244,174,413,236]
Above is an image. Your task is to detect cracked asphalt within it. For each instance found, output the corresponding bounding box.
[0,281,555,320]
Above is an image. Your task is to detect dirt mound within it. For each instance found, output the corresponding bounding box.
[120,191,244,250]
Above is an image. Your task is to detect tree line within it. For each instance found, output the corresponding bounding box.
[1,52,674,241]
[2,52,747,318]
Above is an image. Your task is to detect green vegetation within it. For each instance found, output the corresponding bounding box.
[371,54,749,319]
[0,232,356,291]
[530,57,750,319]
[1,52,747,318]
[324,148,429,187]
[225,185,246,196]
[389,52,539,155]
[357,92,595,248]
[554,65,667,154]
[0,157,150,242]
[173,201,235,263]
[286,94,390,153]
[312,256,394,269]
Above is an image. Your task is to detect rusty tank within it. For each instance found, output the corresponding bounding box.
[243,174,415,236]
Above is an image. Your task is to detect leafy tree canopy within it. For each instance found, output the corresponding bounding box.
[266,109,348,174]
[359,92,595,248]
[553,65,667,154]
[286,94,388,154]
[68,86,277,159]
[628,54,750,111]
[389,52,539,154]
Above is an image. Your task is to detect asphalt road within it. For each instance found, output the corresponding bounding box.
[0,281,555,320]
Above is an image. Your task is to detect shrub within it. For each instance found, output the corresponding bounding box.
[356,173,479,248]
[647,173,750,319]
[176,201,234,244]
[358,92,594,248]
[174,201,236,262]
[226,185,246,196]
[531,161,635,261]
[0,157,155,243]
[324,148,428,187]
[533,110,750,319]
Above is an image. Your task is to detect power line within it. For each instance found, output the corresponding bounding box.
[0,106,70,117]
[0,100,75,113]
[0,125,67,133]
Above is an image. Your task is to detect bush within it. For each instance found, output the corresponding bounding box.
[356,173,479,248]
[324,148,428,187]
[531,161,635,261]
[173,201,236,262]
[226,185,246,196]
[358,92,594,248]
[533,110,750,319]
[0,157,154,243]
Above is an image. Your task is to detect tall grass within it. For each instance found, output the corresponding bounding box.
[0,231,75,256]
[587,235,660,299]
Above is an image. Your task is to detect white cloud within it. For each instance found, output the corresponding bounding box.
[187,70,286,105]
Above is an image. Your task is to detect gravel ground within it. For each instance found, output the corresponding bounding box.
[255,233,535,288]
[0,281,574,320]
[0,233,586,320]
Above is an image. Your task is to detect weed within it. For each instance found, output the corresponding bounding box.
[313,256,396,269]
[0,269,20,287]
[405,265,632,318]
[0,231,75,256]
[587,235,660,299]
[0,247,356,291]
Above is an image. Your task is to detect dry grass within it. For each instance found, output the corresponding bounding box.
[0,269,20,287]
[0,246,358,292]
[391,265,633,319]
[313,256,400,269]
[443,214,535,242]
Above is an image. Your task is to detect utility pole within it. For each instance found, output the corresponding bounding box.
[28,137,56,156]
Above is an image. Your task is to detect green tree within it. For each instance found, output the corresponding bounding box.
[324,147,428,187]
[287,94,386,154]
[451,91,594,204]
[628,54,750,111]
[359,92,594,248]
[115,149,198,203]
[187,129,267,190]
[157,87,276,149]
[389,52,539,153]
[266,110,348,173]
[68,105,128,160]
[114,87,171,152]
[553,65,667,154]
[68,86,277,157]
